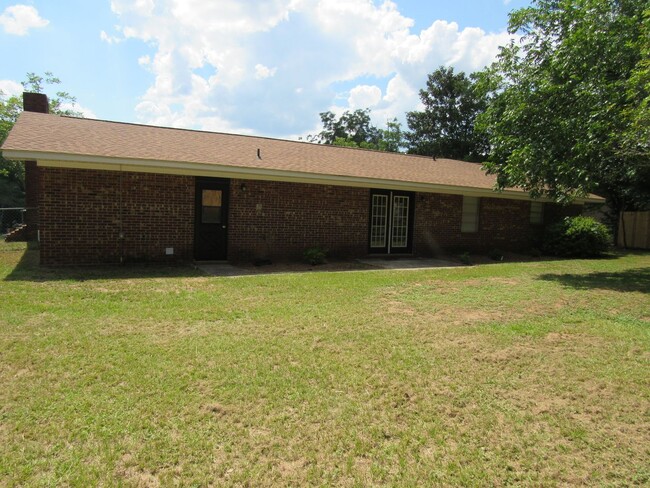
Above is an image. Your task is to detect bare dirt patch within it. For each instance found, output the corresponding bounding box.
[203,403,228,417]
[116,453,161,488]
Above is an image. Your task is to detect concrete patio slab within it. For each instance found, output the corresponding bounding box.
[195,263,251,277]
[197,257,461,277]
[357,257,460,270]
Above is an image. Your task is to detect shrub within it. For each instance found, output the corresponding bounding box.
[303,246,328,265]
[542,216,612,257]
[459,252,472,265]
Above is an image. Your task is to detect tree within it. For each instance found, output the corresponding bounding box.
[308,109,404,152]
[476,0,650,217]
[623,8,650,161]
[0,72,81,206]
[405,66,488,161]
[378,118,405,153]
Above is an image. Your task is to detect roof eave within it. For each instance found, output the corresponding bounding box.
[1,149,605,204]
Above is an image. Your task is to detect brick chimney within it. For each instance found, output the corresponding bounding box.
[23,92,49,113]
[22,92,49,241]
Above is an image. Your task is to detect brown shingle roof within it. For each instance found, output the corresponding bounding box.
[2,112,603,202]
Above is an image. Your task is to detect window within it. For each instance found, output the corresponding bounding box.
[530,201,544,224]
[201,189,222,223]
[461,196,479,233]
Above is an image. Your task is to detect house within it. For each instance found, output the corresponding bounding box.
[1,93,603,266]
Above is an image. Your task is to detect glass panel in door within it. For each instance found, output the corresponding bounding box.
[391,195,409,248]
[370,194,388,249]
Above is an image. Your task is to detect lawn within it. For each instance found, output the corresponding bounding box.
[1,242,648,486]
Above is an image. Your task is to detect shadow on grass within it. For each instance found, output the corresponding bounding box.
[538,267,650,293]
[3,242,203,282]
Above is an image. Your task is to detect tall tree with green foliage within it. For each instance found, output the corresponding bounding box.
[378,118,405,153]
[310,109,380,146]
[308,109,404,152]
[0,72,81,207]
[624,8,650,161]
[406,66,488,162]
[476,0,650,217]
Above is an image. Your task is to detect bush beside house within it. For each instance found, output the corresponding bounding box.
[543,216,612,257]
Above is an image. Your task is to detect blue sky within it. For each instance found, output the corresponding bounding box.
[0,0,530,139]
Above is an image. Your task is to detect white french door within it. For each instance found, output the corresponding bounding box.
[369,190,414,254]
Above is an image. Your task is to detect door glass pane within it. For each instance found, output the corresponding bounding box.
[202,189,222,223]
[391,195,409,248]
[370,194,388,248]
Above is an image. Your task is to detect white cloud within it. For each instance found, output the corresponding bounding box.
[108,0,513,137]
[254,64,277,80]
[348,85,382,109]
[0,79,23,97]
[110,0,155,16]
[100,30,123,44]
[60,102,97,119]
[0,4,49,35]
[375,74,422,123]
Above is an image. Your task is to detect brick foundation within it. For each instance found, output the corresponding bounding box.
[39,168,194,265]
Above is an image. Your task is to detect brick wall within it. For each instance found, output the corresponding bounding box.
[22,93,48,241]
[228,179,368,262]
[39,167,194,265]
[413,193,583,255]
[24,160,39,240]
[37,167,585,265]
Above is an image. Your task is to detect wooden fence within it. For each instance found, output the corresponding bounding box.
[618,211,650,249]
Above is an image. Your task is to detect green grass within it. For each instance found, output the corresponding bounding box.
[1,243,649,486]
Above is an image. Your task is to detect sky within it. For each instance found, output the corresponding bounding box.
[0,0,530,140]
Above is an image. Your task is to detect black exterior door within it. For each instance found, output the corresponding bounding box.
[368,189,415,254]
[194,178,230,260]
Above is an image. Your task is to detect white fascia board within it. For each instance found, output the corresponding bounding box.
[2,149,604,204]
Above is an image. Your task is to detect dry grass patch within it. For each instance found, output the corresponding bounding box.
[1,243,649,486]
